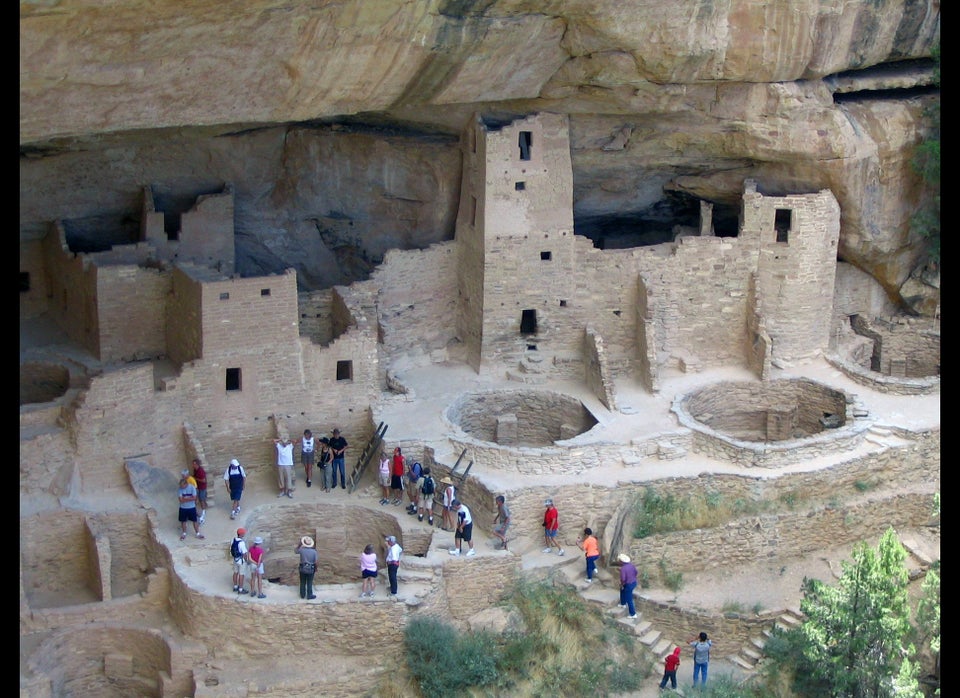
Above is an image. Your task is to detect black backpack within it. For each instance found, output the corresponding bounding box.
[230,537,243,560]
[421,475,435,495]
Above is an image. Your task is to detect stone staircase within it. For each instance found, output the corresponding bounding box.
[729,607,805,671]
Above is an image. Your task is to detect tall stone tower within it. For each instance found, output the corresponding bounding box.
[454,113,576,373]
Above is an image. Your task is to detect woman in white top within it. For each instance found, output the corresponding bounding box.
[378,452,391,505]
[440,476,456,531]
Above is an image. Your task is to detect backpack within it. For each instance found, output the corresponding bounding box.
[409,462,422,481]
[421,475,435,495]
[230,537,243,560]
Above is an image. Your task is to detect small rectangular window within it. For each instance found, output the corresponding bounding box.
[260,288,271,296]
[515,181,525,191]
[220,292,230,300]
[559,300,567,307]
[226,367,241,391]
[775,208,792,243]
[336,360,353,381]
[19,272,30,293]
[520,309,537,335]
[518,131,532,161]
[540,251,552,261]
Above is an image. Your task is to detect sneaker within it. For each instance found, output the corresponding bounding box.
[179,533,187,541]
[379,499,387,505]
[196,533,205,539]
[233,585,239,592]
[238,588,247,594]
[428,517,434,525]
[628,614,638,619]
[236,505,240,512]
[359,593,367,599]
[466,549,476,557]
[198,513,205,525]
[249,589,257,595]
[230,511,236,520]
[286,492,294,498]
[584,578,593,584]
[557,549,565,556]
[542,548,552,554]
[393,499,401,506]
[307,595,317,600]
[307,480,312,487]
[278,492,285,498]
[449,549,460,556]
[257,593,267,599]
[341,485,346,489]
[418,514,424,521]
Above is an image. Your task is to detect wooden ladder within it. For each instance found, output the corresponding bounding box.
[432,449,468,522]
[347,422,388,493]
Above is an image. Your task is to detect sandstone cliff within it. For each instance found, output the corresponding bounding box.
[19,0,940,313]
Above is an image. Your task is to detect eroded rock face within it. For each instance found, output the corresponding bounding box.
[19,0,940,311]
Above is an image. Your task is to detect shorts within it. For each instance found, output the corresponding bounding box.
[419,493,434,509]
[362,569,378,578]
[379,471,391,487]
[248,562,264,576]
[301,451,315,466]
[178,507,197,523]
[545,529,558,539]
[229,488,243,502]
[391,475,404,491]
[494,523,510,536]
[197,489,207,506]
[233,557,245,570]
[456,522,473,542]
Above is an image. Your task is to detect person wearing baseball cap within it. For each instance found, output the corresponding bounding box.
[231,528,248,594]
[223,458,246,520]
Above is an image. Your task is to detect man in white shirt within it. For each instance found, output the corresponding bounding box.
[449,499,476,556]
[384,535,403,596]
[274,437,295,498]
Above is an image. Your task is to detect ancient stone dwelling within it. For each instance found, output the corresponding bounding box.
[20,113,939,696]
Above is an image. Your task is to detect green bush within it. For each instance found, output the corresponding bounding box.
[403,617,498,697]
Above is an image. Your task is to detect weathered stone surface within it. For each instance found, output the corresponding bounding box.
[19,0,940,311]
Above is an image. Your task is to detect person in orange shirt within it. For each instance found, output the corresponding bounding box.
[576,527,601,583]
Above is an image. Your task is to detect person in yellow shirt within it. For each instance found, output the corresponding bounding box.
[576,527,601,583]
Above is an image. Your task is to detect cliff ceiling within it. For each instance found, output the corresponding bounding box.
[19,0,940,313]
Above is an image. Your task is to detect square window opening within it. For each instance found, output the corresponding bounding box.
[219,292,230,300]
[226,368,242,391]
[559,299,567,307]
[527,344,538,351]
[515,181,526,191]
[260,288,271,296]
[336,360,353,381]
[540,251,552,261]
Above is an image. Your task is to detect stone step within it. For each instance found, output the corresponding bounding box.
[742,647,762,662]
[730,655,757,671]
[634,620,652,636]
[652,638,672,657]
[640,629,662,646]
[750,636,766,652]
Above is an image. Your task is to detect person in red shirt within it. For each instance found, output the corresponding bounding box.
[390,447,406,506]
[659,646,682,690]
[541,499,564,555]
[191,458,207,525]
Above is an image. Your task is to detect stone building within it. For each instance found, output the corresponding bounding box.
[19,112,938,696]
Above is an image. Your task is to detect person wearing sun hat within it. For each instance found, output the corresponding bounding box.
[247,536,266,599]
[440,476,457,531]
[617,552,639,619]
[295,535,318,600]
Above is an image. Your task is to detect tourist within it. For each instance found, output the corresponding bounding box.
[377,450,391,504]
[177,469,204,541]
[359,544,378,598]
[328,428,348,489]
[390,446,405,505]
[230,527,248,594]
[660,646,681,690]
[449,499,475,556]
[191,458,208,526]
[274,436,295,498]
[300,429,316,487]
[405,459,422,512]
[440,476,457,531]
[223,458,246,520]
[492,495,511,550]
[296,535,318,600]
[618,553,638,619]
[248,536,266,598]
[690,631,713,688]
[416,467,436,524]
[542,499,564,555]
[384,535,403,597]
[318,437,333,492]
[576,527,600,583]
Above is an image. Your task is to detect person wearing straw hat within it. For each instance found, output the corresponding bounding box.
[296,535,318,600]
[440,476,456,531]
[618,552,639,619]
